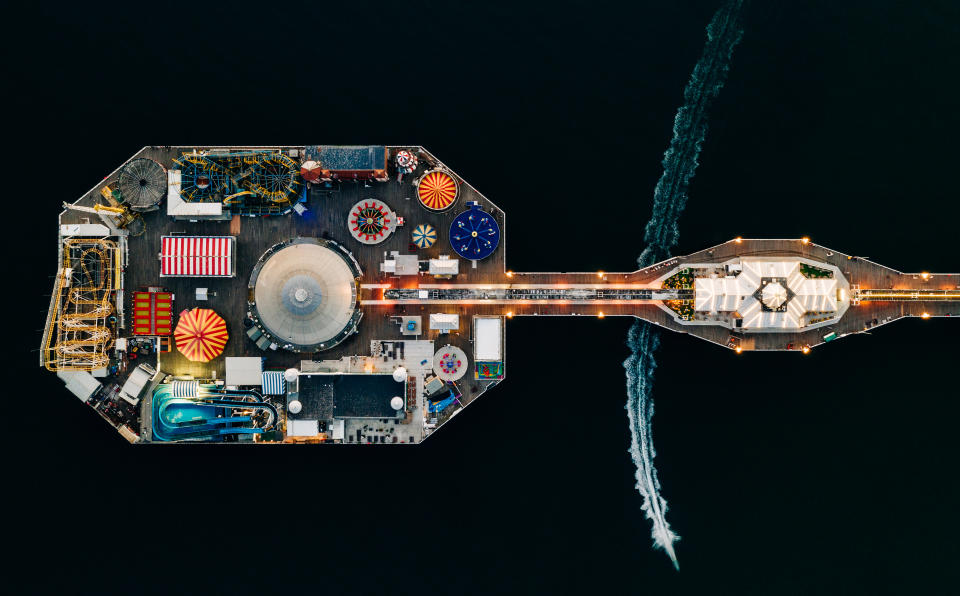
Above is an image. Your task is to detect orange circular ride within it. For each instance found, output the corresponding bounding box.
[416,170,458,211]
[174,308,229,362]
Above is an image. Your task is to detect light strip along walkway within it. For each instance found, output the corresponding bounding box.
[366,286,692,305]
[854,289,960,301]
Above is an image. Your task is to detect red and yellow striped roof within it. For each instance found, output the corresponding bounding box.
[417,171,457,211]
[174,308,229,362]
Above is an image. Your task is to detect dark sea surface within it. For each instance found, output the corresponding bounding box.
[8,1,959,593]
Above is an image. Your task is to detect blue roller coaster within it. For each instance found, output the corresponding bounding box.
[152,384,278,442]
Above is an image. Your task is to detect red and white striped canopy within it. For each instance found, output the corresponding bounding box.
[161,236,234,277]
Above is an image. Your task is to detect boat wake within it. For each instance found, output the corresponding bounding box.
[625,0,746,570]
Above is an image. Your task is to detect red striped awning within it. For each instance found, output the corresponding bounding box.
[160,236,234,277]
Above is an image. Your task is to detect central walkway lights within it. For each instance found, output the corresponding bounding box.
[921,312,931,319]
[801,237,811,245]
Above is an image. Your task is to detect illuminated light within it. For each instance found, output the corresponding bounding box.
[597,312,605,319]
[921,312,931,319]
[734,237,742,243]
[921,272,930,280]
[734,346,742,354]
[801,237,810,245]
[802,346,811,354]
[506,311,513,318]
[506,271,514,277]
[597,271,605,278]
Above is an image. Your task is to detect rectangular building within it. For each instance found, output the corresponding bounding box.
[160,236,236,277]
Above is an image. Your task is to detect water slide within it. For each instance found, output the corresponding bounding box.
[152,385,278,442]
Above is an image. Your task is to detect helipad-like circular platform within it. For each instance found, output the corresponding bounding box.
[248,238,362,352]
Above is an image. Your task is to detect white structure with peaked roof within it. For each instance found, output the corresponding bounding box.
[685,258,850,331]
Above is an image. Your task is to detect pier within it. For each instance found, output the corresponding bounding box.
[48,145,959,441]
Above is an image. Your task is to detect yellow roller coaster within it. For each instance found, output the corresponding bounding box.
[172,150,302,215]
[42,239,120,371]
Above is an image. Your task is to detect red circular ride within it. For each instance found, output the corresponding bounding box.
[348,199,396,244]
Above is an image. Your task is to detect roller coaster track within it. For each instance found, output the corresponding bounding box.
[43,239,119,371]
[173,151,302,210]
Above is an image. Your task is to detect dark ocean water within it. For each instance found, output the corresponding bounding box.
[8,1,959,594]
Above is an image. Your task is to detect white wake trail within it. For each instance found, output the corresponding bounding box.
[625,0,746,569]
[624,323,678,568]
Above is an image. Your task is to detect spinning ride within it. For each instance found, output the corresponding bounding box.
[433,345,468,382]
[396,150,418,175]
[348,199,396,244]
[416,170,458,211]
[412,224,437,249]
[449,202,500,260]
[116,158,166,211]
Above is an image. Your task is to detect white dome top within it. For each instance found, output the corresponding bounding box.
[252,242,358,348]
[392,367,407,382]
[761,282,788,309]
[284,368,299,382]
[390,396,404,410]
[288,400,302,414]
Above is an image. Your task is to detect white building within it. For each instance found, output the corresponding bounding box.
[685,258,849,331]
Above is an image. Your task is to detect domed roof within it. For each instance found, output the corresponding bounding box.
[249,239,361,351]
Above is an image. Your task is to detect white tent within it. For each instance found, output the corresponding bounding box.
[429,313,459,331]
[58,371,101,403]
[474,317,502,361]
[225,357,263,386]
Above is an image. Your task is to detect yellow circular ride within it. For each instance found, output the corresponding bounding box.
[416,170,458,212]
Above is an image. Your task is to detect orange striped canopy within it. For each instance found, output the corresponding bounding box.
[417,171,457,211]
[174,308,229,362]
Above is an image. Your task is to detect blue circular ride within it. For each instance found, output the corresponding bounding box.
[449,202,500,260]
